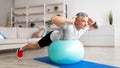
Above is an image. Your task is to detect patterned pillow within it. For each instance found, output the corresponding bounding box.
[0,34,4,39]
[41,29,48,37]
[0,31,8,39]
[32,30,44,38]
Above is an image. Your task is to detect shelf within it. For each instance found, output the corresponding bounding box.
[14,11,63,17]
[14,12,44,16]
[14,22,26,24]
[29,20,44,23]
[14,20,44,24]
[30,12,44,15]
[47,10,63,14]
[14,13,26,16]
[13,2,65,28]
[14,3,63,9]
[14,7,26,10]
[47,2,63,6]
[29,5,44,8]
[14,5,44,10]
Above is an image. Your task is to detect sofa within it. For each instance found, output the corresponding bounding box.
[0,27,43,50]
[0,25,114,50]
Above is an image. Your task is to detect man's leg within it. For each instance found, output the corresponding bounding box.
[17,42,41,59]
[17,31,53,59]
[22,42,41,50]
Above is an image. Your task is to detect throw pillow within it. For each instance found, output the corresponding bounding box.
[41,29,48,37]
[0,34,4,39]
[32,30,44,38]
[0,31,8,39]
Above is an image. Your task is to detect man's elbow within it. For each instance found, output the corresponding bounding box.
[92,22,99,29]
[94,25,99,29]
[89,24,99,31]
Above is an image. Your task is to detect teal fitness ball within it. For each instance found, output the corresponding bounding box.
[48,40,84,64]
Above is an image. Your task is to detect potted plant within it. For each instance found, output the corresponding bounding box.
[30,23,35,28]
[45,20,53,27]
[56,14,61,16]
[109,11,113,25]
[54,6,59,11]
[19,25,22,27]
[47,9,50,12]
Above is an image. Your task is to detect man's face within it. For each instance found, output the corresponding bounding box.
[75,17,88,29]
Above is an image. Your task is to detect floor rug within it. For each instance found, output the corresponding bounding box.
[34,56,119,68]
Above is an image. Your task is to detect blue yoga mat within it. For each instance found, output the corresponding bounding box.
[34,56,119,68]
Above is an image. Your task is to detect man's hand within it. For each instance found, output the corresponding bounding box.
[88,18,99,29]
[88,18,94,25]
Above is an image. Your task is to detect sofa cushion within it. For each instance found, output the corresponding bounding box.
[0,27,17,39]
[0,39,28,45]
[28,38,41,43]
[0,43,27,50]
[17,28,39,39]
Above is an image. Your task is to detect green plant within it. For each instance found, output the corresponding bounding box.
[47,9,50,11]
[54,6,59,11]
[19,25,22,27]
[45,20,53,27]
[109,11,113,25]
[30,23,35,27]
[56,14,61,16]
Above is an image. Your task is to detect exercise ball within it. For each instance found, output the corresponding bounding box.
[48,40,84,64]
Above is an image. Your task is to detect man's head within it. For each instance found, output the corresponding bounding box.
[76,12,88,18]
[75,12,89,29]
[75,12,98,29]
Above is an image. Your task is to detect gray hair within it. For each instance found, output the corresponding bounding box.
[76,12,88,18]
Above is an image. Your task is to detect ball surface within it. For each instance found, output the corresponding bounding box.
[48,40,84,64]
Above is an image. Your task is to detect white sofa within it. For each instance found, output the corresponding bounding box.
[0,27,42,50]
[0,25,114,50]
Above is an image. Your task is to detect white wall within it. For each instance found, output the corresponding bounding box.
[113,9,120,46]
[65,0,120,46]
[65,0,116,26]
[1,0,120,46]
[0,0,14,26]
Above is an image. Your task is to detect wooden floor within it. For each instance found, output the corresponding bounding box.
[0,46,120,68]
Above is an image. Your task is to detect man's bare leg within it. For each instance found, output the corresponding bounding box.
[17,42,41,59]
[22,42,41,50]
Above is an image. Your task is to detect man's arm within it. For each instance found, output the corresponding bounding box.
[89,22,99,30]
[88,18,99,30]
[51,16,75,28]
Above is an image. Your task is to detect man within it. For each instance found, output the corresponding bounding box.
[17,12,98,59]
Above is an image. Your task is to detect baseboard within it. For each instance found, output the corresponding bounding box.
[84,45,115,47]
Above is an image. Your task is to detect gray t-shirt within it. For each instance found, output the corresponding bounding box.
[50,23,89,41]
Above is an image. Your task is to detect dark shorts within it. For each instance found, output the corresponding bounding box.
[38,31,53,48]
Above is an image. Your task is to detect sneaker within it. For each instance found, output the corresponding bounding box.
[17,48,23,59]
